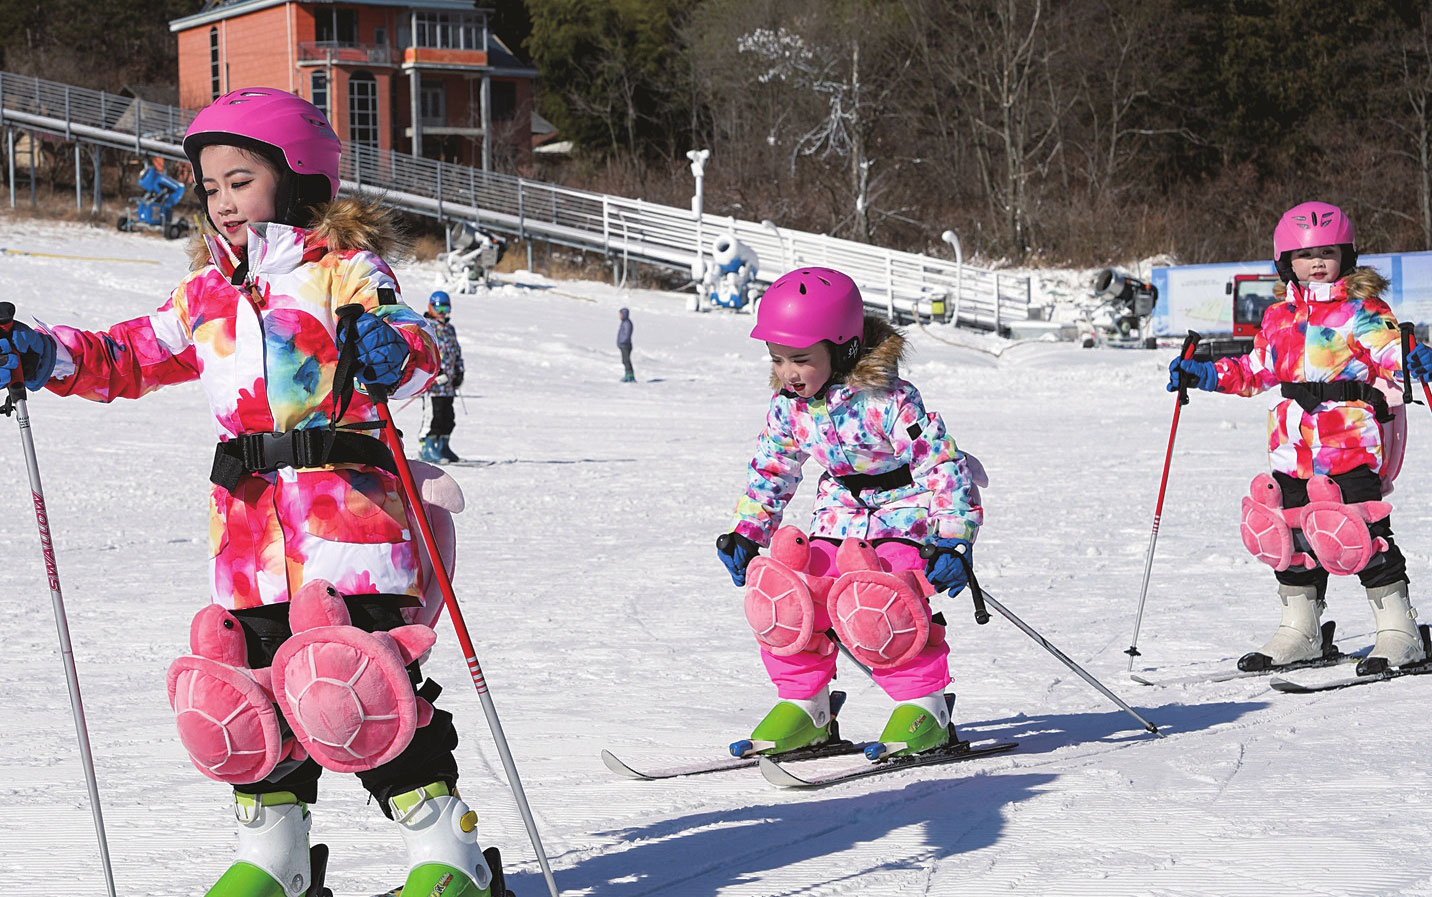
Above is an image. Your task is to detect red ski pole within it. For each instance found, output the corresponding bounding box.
[335,305,559,897]
[1125,330,1201,670]
[0,302,118,897]
[1399,322,1432,409]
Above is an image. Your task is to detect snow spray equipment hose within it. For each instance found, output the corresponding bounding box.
[1125,330,1202,670]
[0,302,119,897]
[922,542,1162,737]
[334,304,560,897]
[1399,322,1432,410]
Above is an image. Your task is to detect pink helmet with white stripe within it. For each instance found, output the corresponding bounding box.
[1273,201,1358,282]
[184,88,341,224]
[750,267,865,348]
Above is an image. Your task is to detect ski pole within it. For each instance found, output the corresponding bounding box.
[335,304,560,897]
[0,302,119,897]
[1125,329,1202,669]
[1399,323,1432,409]
[922,543,1161,737]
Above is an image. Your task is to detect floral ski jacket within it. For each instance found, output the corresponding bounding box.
[1211,268,1404,479]
[731,316,983,547]
[425,312,464,398]
[39,198,440,609]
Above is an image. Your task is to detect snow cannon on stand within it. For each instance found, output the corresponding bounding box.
[1081,268,1158,348]
[689,232,760,313]
[117,157,191,240]
[440,220,508,293]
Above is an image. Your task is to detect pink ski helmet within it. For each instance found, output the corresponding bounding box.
[1272,201,1358,282]
[750,267,865,349]
[183,88,342,224]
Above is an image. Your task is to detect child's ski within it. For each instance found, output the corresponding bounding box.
[758,740,1017,789]
[601,738,865,780]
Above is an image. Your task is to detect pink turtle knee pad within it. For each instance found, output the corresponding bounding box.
[827,539,932,670]
[1240,473,1312,571]
[168,604,293,784]
[1298,475,1392,576]
[271,581,438,774]
[743,527,836,656]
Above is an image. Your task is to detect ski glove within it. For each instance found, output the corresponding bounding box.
[1167,356,1218,393]
[717,532,761,587]
[0,323,57,390]
[352,312,409,392]
[1408,343,1432,381]
[923,537,974,597]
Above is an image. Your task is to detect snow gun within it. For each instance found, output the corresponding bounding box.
[333,302,560,897]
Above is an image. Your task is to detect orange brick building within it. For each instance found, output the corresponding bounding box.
[170,0,537,171]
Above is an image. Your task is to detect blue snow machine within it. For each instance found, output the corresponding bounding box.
[118,160,191,240]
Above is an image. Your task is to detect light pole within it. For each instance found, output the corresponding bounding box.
[687,149,710,284]
[760,219,789,272]
[941,229,963,326]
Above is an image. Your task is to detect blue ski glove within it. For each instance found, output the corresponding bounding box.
[717,532,761,587]
[0,323,57,390]
[1408,343,1432,382]
[1167,356,1218,393]
[352,312,409,392]
[923,537,974,597]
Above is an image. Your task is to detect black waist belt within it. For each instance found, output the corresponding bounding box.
[834,465,914,495]
[1279,381,1392,423]
[210,428,398,490]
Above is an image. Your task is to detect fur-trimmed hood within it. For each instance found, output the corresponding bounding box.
[188,194,407,271]
[768,314,907,393]
[1273,266,1389,302]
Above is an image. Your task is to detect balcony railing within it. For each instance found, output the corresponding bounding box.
[297,42,392,66]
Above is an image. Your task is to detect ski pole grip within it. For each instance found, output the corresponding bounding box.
[1175,329,1202,407]
[1400,322,1417,405]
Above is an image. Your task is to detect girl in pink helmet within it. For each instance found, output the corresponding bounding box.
[717,267,984,760]
[0,89,504,895]
[1169,201,1432,678]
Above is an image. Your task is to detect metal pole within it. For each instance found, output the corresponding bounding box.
[0,302,120,897]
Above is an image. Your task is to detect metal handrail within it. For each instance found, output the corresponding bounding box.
[0,70,1029,330]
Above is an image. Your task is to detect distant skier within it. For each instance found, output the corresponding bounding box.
[0,88,504,896]
[421,289,466,463]
[1169,201,1432,676]
[716,267,984,759]
[617,307,635,382]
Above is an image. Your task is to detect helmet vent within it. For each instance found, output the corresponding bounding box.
[799,283,807,294]
[818,276,830,286]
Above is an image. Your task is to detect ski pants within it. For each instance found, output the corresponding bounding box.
[619,343,634,379]
[426,395,456,438]
[761,537,951,703]
[1273,465,1408,590]
[229,597,459,818]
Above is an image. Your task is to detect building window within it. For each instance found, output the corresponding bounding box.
[413,12,482,50]
[420,81,445,125]
[209,27,220,99]
[316,8,357,45]
[490,81,515,122]
[348,72,379,148]
[310,71,328,118]
[374,27,387,48]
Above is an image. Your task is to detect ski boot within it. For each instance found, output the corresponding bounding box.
[206,791,330,897]
[1237,583,1333,672]
[864,690,953,761]
[729,685,834,757]
[437,435,461,463]
[390,782,495,896]
[419,436,443,464]
[1357,582,1429,675]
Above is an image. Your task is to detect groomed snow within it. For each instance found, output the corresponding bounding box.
[3,217,1432,896]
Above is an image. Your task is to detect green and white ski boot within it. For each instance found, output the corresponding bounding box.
[730,685,835,757]
[206,791,324,897]
[391,782,495,896]
[865,691,954,761]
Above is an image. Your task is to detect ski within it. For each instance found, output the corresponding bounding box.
[1130,652,1359,688]
[601,738,865,780]
[1270,661,1432,693]
[758,740,1017,789]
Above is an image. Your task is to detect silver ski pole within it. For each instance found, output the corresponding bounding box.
[923,542,1162,737]
[0,302,119,897]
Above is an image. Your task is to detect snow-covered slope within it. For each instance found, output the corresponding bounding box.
[3,218,1432,896]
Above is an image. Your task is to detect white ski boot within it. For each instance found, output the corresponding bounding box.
[1357,582,1428,675]
[391,782,495,896]
[206,791,316,897]
[1237,583,1330,671]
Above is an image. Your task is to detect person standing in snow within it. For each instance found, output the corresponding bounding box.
[0,89,504,896]
[716,267,984,760]
[1169,201,1432,677]
[420,289,466,463]
[617,306,635,382]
